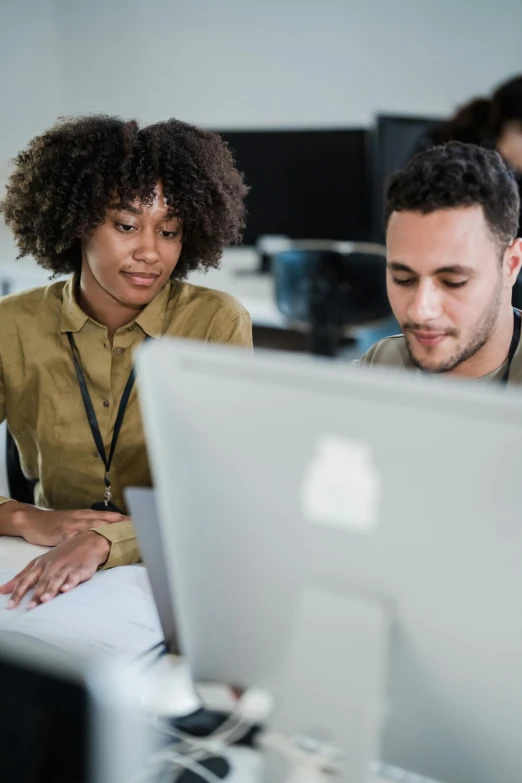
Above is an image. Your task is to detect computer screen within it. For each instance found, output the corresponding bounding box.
[0,633,159,783]
[216,128,372,244]
[371,114,440,241]
[0,638,89,783]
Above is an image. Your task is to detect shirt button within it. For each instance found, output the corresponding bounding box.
[128,325,135,332]
[93,451,100,459]
[117,347,125,354]
[103,399,110,408]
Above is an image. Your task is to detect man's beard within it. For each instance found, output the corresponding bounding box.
[403,279,504,374]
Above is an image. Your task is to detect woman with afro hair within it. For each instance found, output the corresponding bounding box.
[0,114,252,608]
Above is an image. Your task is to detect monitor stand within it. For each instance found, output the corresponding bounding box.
[261,587,390,782]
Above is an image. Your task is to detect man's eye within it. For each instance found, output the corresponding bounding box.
[443,280,467,289]
[393,277,415,287]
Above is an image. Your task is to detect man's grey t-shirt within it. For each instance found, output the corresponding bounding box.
[357,333,522,386]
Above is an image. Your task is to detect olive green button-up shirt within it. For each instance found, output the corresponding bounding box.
[0,276,252,568]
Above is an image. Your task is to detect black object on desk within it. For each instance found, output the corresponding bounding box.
[0,642,88,783]
[165,708,261,782]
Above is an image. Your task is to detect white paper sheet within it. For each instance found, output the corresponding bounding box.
[0,564,164,659]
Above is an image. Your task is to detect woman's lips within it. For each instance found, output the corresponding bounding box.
[121,271,159,287]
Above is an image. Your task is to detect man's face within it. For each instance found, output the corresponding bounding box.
[386,206,512,374]
[81,181,183,309]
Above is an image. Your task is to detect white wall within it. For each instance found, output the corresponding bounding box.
[0,0,63,166]
[56,0,522,129]
[0,0,63,269]
[1,0,521,269]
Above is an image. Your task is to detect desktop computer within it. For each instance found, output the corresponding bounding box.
[137,338,522,783]
[0,632,159,783]
[371,114,439,241]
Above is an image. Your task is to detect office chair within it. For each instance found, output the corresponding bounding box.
[6,428,36,504]
[273,248,392,357]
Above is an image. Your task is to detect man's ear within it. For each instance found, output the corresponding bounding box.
[504,237,522,287]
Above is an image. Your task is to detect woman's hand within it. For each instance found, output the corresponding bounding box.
[2,502,128,546]
[0,530,111,609]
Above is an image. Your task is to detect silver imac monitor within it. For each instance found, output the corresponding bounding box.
[137,338,522,783]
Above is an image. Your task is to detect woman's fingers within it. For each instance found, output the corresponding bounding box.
[2,533,108,610]
[100,512,130,522]
[0,576,17,595]
[28,566,71,608]
[5,562,43,608]
[60,569,84,593]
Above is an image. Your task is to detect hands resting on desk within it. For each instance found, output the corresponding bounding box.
[0,503,129,608]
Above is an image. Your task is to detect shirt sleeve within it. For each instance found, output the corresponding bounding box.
[90,521,141,569]
[0,332,14,507]
[352,344,378,366]
[212,312,253,348]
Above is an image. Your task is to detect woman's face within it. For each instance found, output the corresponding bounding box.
[81,181,183,308]
[497,121,522,174]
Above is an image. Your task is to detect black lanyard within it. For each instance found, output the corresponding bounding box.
[67,332,140,512]
[501,309,521,385]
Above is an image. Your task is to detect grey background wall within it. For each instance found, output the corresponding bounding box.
[1,0,521,259]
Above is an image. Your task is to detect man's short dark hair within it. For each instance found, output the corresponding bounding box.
[385,141,520,248]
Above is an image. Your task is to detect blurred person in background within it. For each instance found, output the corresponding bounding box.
[0,114,252,607]
[424,75,522,235]
[358,142,522,382]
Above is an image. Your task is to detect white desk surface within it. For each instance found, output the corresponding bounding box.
[0,535,49,573]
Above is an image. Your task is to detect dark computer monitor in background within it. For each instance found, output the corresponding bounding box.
[371,114,440,242]
[0,633,158,783]
[0,637,88,783]
[216,128,373,246]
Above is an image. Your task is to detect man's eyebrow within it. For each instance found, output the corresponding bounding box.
[387,262,414,273]
[432,265,475,275]
[107,202,142,215]
[387,262,475,275]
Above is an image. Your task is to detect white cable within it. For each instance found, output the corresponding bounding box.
[128,746,224,783]
[154,687,273,757]
[158,717,251,783]
[153,749,224,783]
[156,688,274,783]
[153,710,248,752]
[129,687,274,783]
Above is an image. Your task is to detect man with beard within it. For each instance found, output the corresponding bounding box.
[359,142,522,385]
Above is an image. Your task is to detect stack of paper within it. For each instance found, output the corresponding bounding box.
[0,564,164,659]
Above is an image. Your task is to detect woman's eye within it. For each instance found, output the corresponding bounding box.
[161,230,179,239]
[116,223,135,233]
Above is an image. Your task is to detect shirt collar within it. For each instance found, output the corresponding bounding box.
[61,275,171,339]
[60,276,89,333]
[134,281,171,339]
